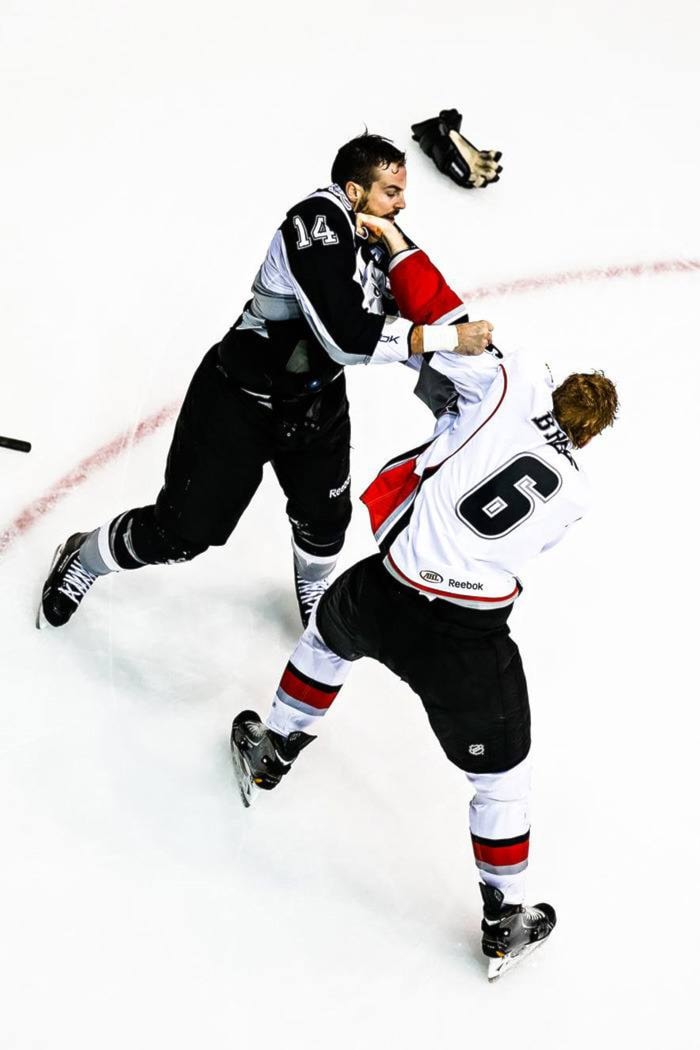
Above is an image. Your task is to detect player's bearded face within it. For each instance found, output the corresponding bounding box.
[356,163,406,239]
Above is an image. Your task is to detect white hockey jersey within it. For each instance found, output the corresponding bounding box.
[361,347,591,610]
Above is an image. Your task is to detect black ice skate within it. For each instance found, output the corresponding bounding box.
[230,710,315,808]
[294,565,331,629]
[37,533,98,629]
[480,883,556,981]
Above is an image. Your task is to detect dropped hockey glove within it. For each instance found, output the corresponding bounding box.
[411,109,502,189]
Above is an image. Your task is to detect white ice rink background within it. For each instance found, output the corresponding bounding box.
[2,1,699,1047]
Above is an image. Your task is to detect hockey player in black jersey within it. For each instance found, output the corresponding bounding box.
[37,134,493,632]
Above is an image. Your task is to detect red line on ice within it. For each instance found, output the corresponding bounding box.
[0,401,179,557]
[2,256,699,558]
[460,257,700,301]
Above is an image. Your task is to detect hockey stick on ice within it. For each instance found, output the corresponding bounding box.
[0,434,31,453]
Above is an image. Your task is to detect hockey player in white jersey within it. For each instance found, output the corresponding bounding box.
[230,230,619,979]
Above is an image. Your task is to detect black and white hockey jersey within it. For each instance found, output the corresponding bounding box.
[217,183,422,398]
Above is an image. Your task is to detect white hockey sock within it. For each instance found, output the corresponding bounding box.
[265,607,353,736]
[466,754,532,906]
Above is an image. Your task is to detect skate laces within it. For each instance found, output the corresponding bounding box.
[240,721,289,764]
[295,574,330,612]
[524,906,545,918]
[486,904,546,926]
[522,905,548,925]
[58,555,97,605]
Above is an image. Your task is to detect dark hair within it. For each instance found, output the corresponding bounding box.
[331,133,406,191]
[552,371,619,447]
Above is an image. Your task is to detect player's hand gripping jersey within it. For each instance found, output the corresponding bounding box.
[362,251,591,609]
[218,183,463,398]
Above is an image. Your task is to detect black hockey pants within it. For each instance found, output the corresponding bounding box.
[316,554,531,775]
[115,346,353,566]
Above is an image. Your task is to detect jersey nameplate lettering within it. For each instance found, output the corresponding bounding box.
[531,412,577,468]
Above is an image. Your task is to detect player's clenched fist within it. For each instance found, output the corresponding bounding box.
[454,320,494,356]
[355,212,410,256]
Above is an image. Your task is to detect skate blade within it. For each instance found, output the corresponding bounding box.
[230,739,259,808]
[35,543,63,630]
[487,939,549,982]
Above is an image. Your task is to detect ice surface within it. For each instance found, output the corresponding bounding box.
[2,1,699,1046]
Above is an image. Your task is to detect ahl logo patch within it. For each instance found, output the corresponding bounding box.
[420,569,444,584]
[468,744,485,756]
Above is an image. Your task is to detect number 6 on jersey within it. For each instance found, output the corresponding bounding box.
[457,454,562,539]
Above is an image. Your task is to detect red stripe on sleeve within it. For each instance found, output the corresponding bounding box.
[279,667,339,711]
[390,250,464,324]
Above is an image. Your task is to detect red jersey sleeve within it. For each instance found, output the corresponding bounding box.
[388,250,466,324]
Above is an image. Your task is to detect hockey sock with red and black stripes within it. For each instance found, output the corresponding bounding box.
[265,615,354,736]
[471,830,530,899]
[466,754,531,906]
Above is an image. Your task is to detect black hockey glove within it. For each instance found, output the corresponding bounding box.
[411,109,502,189]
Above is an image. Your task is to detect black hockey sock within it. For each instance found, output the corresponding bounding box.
[290,521,345,562]
[82,506,208,572]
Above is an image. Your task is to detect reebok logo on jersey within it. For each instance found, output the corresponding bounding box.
[449,578,484,591]
[420,569,444,584]
[468,744,485,756]
[379,334,399,344]
[329,474,350,499]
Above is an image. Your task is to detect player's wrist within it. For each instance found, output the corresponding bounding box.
[381,224,410,257]
[421,324,459,354]
[356,213,409,257]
